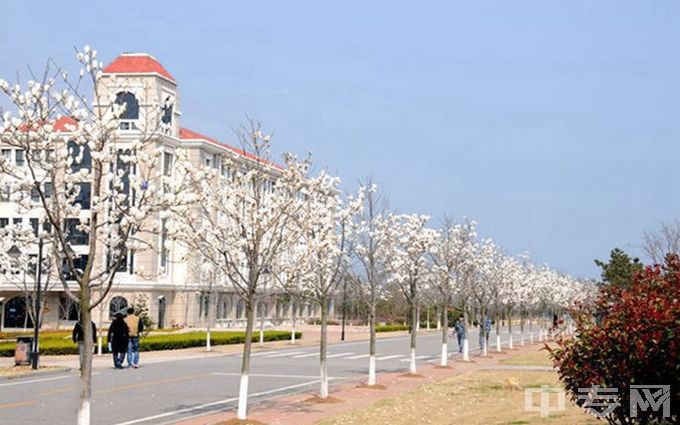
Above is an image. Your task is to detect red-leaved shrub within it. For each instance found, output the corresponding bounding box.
[549,254,680,424]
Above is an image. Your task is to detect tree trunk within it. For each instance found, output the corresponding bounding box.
[97,305,103,356]
[367,304,377,386]
[206,292,213,352]
[236,298,255,420]
[78,286,92,425]
[435,305,441,330]
[409,297,417,374]
[507,307,514,349]
[462,307,470,361]
[439,300,448,366]
[291,302,297,344]
[495,308,501,352]
[481,307,488,357]
[319,296,329,399]
[415,301,420,332]
[259,301,265,347]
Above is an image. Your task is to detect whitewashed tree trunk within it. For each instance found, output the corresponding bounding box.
[496,335,501,352]
[236,300,255,420]
[367,307,377,386]
[462,339,470,361]
[439,301,448,366]
[77,287,93,425]
[319,297,329,399]
[509,334,514,349]
[408,298,417,374]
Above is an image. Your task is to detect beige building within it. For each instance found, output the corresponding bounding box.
[0,53,327,331]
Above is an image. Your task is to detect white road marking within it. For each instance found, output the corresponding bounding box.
[211,372,335,380]
[346,354,369,360]
[0,374,71,387]
[114,379,321,425]
[399,355,431,362]
[261,351,306,358]
[376,355,403,361]
[292,352,319,358]
[325,352,354,359]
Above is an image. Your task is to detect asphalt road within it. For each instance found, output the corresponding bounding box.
[0,327,527,425]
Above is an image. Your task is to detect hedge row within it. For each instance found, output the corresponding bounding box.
[0,330,301,357]
[375,324,410,333]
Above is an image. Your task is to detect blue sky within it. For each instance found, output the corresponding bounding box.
[1,1,678,278]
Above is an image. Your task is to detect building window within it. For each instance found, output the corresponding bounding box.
[13,218,22,226]
[217,295,231,319]
[1,149,11,162]
[59,295,79,321]
[161,95,173,125]
[159,218,168,273]
[2,182,9,201]
[44,182,53,198]
[30,218,38,236]
[236,300,244,319]
[62,255,89,281]
[115,92,139,130]
[163,152,173,176]
[68,140,92,172]
[109,296,128,318]
[15,150,25,167]
[73,182,91,210]
[0,218,8,228]
[199,293,210,320]
[65,218,89,245]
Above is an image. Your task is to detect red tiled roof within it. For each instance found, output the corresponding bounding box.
[53,116,78,132]
[179,127,283,170]
[103,53,176,83]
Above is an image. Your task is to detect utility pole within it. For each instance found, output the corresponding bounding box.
[32,237,43,369]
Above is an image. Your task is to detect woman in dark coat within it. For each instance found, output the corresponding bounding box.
[107,313,129,369]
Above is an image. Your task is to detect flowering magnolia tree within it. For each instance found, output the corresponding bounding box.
[274,173,364,399]
[430,217,477,364]
[384,213,437,374]
[347,183,392,386]
[168,120,312,420]
[0,47,170,425]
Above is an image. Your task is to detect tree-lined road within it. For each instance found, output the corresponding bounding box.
[0,328,526,425]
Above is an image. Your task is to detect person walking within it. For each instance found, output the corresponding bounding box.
[124,307,144,368]
[107,313,129,369]
[72,318,97,370]
[453,316,466,353]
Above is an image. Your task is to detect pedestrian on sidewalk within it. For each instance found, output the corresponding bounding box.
[107,313,129,369]
[72,318,97,370]
[453,316,466,353]
[124,307,144,368]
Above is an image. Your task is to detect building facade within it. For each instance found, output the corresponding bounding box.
[0,53,328,331]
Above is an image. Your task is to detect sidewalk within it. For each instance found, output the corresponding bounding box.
[0,325,430,372]
[173,343,546,425]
